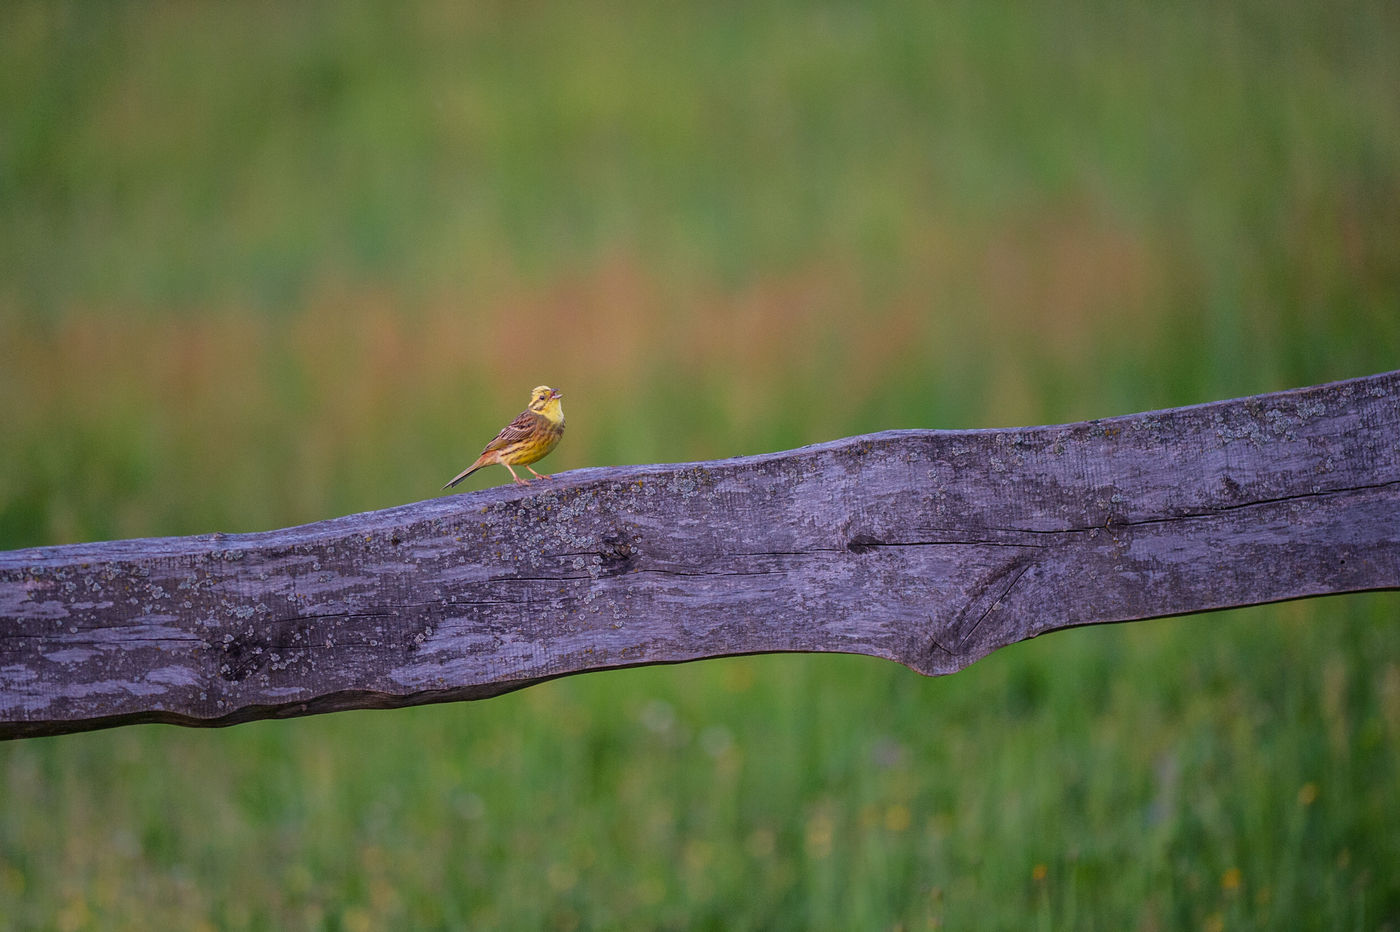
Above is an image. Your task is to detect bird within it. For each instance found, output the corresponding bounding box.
[442,385,565,489]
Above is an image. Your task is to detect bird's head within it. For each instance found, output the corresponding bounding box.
[527,385,564,421]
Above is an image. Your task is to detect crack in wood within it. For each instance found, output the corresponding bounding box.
[958,564,1033,650]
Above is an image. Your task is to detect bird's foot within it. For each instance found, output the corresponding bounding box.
[513,477,531,486]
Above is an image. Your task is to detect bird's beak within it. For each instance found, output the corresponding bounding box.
[551,389,563,399]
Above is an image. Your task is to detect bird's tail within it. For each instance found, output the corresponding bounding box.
[442,458,486,490]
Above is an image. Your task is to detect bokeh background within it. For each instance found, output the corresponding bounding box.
[3,2,1399,928]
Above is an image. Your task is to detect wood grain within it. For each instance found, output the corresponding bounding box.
[3,371,1398,739]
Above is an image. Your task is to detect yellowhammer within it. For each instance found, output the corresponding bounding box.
[442,385,565,489]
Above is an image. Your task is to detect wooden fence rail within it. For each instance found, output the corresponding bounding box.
[3,371,1398,739]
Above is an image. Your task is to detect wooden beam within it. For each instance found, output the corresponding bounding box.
[3,371,1398,739]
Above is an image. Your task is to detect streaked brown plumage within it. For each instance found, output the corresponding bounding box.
[442,386,565,489]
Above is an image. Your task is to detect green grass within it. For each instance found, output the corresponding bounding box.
[2,1,1399,928]
[3,600,1397,929]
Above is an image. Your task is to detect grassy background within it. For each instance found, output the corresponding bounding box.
[2,1,1399,928]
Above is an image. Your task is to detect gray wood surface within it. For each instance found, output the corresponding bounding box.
[3,371,1398,739]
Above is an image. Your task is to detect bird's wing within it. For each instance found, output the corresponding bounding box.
[480,410,544,455]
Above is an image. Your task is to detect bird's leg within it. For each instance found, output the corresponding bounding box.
[526,466,553,480]
[504,464,530,486]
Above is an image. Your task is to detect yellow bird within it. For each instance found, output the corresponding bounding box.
[442,385,565,489]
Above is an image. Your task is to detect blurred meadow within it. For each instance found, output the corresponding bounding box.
[2,1,1399,928]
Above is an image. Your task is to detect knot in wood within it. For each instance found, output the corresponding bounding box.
[846,534,883,554]
[599,529,636,575]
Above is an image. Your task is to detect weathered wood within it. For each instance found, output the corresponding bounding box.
[3,372,1398,739]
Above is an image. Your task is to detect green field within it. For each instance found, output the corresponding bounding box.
[2,2,1399,928]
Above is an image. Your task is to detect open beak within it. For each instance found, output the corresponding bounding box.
[551,389,563,399]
